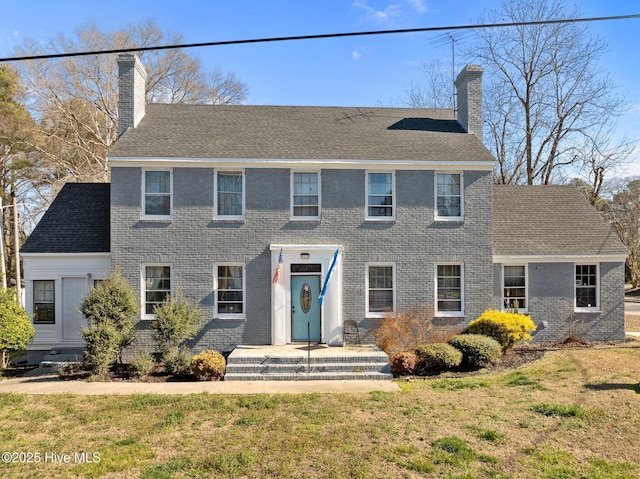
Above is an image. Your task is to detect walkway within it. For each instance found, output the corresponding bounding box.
[0,366,399,395]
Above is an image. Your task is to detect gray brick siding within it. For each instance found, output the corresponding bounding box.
[111,167,494,353]
[493,261,625,342]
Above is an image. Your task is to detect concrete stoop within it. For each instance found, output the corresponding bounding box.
[39,348,84,368]
[224,344,393,381]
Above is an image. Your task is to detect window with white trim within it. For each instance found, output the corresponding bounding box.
[33,280,55,324]
[503,265,527,311]
[143,170,172,218]
[366,172,394,219]
[144,265,171,316]
[216,171,244,218]
[436,263,463,314]
[575,264,598,310]
[366,263,395,316]
[291,171,320,219]
[216,265,245,317]
[435,173,463,219]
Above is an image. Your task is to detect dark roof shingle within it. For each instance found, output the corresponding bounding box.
[21,183,110,254]
[493,185,627,257]
[108,104,495,163]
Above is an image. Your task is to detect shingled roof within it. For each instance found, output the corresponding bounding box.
[21,183,110,254]
[108,104,495,163]
[493,185,627,257]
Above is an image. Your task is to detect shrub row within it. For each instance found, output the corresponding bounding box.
[390,334,503,376]
[128,348,226,380]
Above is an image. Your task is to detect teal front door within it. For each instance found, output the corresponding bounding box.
[291,275,321,342]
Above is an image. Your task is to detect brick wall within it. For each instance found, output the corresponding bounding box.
[111,166,494,353]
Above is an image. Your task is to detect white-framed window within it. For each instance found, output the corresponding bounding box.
[215,171,244,219]
[33,280,55,324]
[366,263,395,317]
[215,264,245,318]
[291,171,320,219]
[143,169,172,218]
[143,265,172,317]
[503,265,527,311]
[366,171,395,220]
[436,263,464,315]
[575,264,599,311]
[435,172,463,220]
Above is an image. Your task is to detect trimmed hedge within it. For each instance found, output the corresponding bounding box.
[415,343,462,374]
[448,334,502,369]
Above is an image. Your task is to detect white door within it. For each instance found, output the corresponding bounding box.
[62,278,87,341]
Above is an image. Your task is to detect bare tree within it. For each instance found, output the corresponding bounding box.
[605,178,640,288]
[0,65,43,286]
[404,58,454,109]
[14,20,248,185]
[471,0,629,185]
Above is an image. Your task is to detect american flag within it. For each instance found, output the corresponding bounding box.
[272,248,283,284]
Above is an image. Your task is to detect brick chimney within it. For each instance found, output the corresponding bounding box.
[117,54,147,137]
[455,64,483,140]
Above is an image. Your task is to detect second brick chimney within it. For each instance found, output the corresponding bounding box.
[117,54,147,138]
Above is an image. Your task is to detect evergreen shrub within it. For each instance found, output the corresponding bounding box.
[448,334,502,369]
[414,343,462,374]
[467,310,536,352]
[190,350,226,380]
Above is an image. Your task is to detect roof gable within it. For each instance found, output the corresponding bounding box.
[21,183,110,254]
[108,104,495,163]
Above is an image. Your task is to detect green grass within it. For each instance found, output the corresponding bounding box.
[0,345,639,478]
[530,402,599,419]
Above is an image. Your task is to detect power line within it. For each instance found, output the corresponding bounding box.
[1,13,640,63]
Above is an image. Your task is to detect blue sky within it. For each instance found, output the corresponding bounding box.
[1,0,640,173]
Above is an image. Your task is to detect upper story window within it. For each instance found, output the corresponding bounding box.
[503,265,527,311]
[575,264,598,310]
[435,173,463,220]
[366,263,395,317]
[33,280,55,324]
[216,171,244,219]
[144,265,171,317]
[291,171,320,219]
[143,170,172,218]
[436,263,463,315]
[367,172,395,220]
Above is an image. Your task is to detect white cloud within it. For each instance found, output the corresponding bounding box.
[352,50,362,60]
[353,0,427,21]
[407,0,427,13]
[353,1,403,21]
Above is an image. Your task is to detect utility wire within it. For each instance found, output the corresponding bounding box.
[1,13,640,63]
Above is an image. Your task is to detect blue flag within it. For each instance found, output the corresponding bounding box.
[318,248,339,306]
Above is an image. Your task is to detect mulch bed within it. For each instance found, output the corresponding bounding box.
[0,364,39,378]
[58,362,199,382]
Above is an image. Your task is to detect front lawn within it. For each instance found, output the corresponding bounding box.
[0,342,638,478]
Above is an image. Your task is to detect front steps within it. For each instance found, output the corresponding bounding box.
[224,344,392,381]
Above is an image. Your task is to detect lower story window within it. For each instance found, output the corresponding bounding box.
[145,266,171,316]
[503,265,526,310]
[367,264,395,316]
[576,264,598,309]
[33,280,55,324]
[437,264,463,314]
[217,265,244,316]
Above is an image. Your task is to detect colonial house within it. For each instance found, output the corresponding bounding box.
[20,55,628,359]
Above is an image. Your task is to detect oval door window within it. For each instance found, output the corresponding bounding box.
[300,283,312,313]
